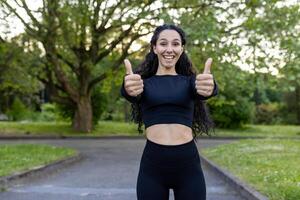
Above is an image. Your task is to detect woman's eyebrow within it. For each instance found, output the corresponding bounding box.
[158,38,167,41]
[158,38,181,42]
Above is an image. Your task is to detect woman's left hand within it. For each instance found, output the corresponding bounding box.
[195,58,215,97]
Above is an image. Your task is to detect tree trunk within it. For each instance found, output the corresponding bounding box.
[72,96,93,132]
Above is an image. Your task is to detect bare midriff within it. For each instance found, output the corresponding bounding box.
[145,124,193,145]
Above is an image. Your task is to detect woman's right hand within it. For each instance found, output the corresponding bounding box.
[123,59,144,97]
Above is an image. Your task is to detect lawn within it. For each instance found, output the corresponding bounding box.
[0,144,77,177]
[214,124,300,138]
[0,121,299,138]
[202,139,300,200]
[0,121,138,136]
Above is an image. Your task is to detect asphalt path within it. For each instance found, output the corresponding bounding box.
[0,138,246,200]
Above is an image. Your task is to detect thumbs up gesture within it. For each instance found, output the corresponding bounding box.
[123,59,144,97]
[195,58,215,97]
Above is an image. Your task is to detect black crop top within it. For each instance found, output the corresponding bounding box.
[120,74,218,129]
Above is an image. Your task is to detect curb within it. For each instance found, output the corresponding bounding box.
[0,153,83,189]
[199,154,269,200]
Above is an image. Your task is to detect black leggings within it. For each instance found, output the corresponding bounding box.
[136,139,206,200]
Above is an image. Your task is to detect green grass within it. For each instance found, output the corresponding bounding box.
[0,144,77,177]
[0,121,299,138]
[202,139,300,200]
[0,121,139,136]
[213,124,300,138]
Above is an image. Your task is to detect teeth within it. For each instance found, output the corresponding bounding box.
[163,56,174,59]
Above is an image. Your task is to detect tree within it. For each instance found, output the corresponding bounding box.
[0,0,160,132]
[0,35,41,113]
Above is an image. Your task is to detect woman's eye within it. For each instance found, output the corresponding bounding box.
[160,43,167,46]
[173,43,180,46]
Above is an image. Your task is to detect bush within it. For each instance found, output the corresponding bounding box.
[6,101,66,122]
[254,103,283,124]
[37,103,65,122]
[101,98,126,122]
[210,97,255,128]
[6,97,31,121]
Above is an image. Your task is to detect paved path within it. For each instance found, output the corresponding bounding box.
[0,138,246,200]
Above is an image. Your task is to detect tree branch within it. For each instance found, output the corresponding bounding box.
[88,28,151,93]
[39,60,66,93]
[51,94,74,105]
[56,53,79,76]
[97,1,121,32]
[37,76,65,93]
[20,0,42,28]
[45,49,78,102]
[95,2,153,64]
[2,1,37,36]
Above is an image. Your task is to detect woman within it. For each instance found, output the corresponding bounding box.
[120,24,218,200]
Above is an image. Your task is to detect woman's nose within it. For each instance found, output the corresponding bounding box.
[166,45,173,52]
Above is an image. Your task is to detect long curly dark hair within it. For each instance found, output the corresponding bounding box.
[130,24,214,138]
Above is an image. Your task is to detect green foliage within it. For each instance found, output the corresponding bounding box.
[101,98,126,122]
[6,98,30,121]
[211,97,255,128]
[206,64,256,128]
[278,92,299,125]
[37,103,66,122]
[5,101,67,123]
[0,36,41,114]
[101,70,129,122]
[55,102,73,122]
[254,103,283,124]
[91,87,108,125]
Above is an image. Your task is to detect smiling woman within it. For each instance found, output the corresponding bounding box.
[120,24,218,200]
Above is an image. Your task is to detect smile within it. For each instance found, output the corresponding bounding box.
[163,55,175,60]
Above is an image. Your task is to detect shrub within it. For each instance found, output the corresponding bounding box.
[254,103,283,124]
[38,103,65,122]
[210,97,255,128]
[6,97,30,121]
[101,98,126,122]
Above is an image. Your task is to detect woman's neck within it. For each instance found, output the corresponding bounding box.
[155,66,177,75]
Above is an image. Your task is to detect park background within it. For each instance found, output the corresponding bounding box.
[0,0,299,200]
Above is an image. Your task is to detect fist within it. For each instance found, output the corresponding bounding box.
[195,58,215,97]
[123,59,144,97]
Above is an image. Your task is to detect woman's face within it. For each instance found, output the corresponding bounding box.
[153,29,183,69]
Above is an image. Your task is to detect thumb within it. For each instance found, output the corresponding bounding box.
[124,59,133,75]
[203,58,213,74]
